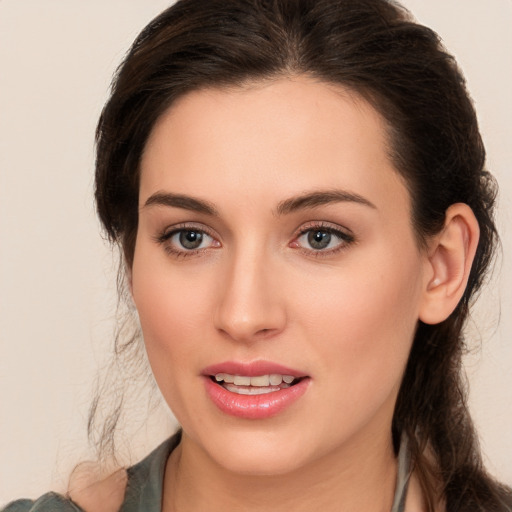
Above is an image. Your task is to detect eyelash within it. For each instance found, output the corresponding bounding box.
[154,222,355,259]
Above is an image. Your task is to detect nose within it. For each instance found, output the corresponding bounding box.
[213,248,287,342]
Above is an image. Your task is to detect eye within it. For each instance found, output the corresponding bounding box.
[292,223,354,254]
[156,225,220,256]
[301,230,336,250]
[173,229,210,250]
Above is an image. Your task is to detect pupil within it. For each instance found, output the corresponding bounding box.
[308,230,331,249]
[180,230,203,249]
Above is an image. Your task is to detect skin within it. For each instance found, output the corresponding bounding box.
[128,76,477,511]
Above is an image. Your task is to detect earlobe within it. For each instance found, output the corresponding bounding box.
[419,203,480,325]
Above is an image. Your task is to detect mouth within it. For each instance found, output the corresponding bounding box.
[210,373,304,395]
[202,362,310,419]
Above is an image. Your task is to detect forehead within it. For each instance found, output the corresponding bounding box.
[139,76,409,217]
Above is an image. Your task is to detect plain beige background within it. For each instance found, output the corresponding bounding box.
[1,0,511,504]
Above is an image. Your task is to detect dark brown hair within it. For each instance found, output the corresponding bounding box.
[94,0,511,510]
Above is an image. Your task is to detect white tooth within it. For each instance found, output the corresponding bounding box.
[269,374,283,386]
[223,374,235,383]
[283,375,295,384]
[247,386,280,395]
[250,375,270,386]
[233,375,251,386]
[225,384,280,395]
[215,373,225,382]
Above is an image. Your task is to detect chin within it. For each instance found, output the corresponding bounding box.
[191,424,312,476]
[215,443,307,477]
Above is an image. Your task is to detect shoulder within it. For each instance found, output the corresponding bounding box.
[3,432,182,512]
[2,469,127,512]
[2,493,82,512]
[2,467,128,512]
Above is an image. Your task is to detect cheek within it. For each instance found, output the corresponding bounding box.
[301,246,424,400]
[130,245,213,395]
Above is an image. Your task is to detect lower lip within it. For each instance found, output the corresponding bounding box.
[204,377,310,419]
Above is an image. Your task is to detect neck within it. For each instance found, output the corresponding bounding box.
[163,429,399,512]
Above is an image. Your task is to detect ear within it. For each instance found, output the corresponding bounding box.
[419,203,480,325]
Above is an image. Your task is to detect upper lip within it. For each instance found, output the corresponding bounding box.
[202,360,308,378]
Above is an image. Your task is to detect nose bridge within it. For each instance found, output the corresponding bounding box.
[214,240,286,341]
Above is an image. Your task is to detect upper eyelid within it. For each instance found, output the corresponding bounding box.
[158,222,217,239]
[294,220,353,236]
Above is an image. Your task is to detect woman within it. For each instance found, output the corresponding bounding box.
[3,0,511,511]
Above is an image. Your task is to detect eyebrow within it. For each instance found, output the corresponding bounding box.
[143,192,218,215]
[276,190,376,215]
[142,188,376,217]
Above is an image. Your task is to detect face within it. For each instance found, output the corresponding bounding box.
[132,77,429,476]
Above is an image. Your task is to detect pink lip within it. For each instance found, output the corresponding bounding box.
[202,360,307,378]
[202,360,310,420]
